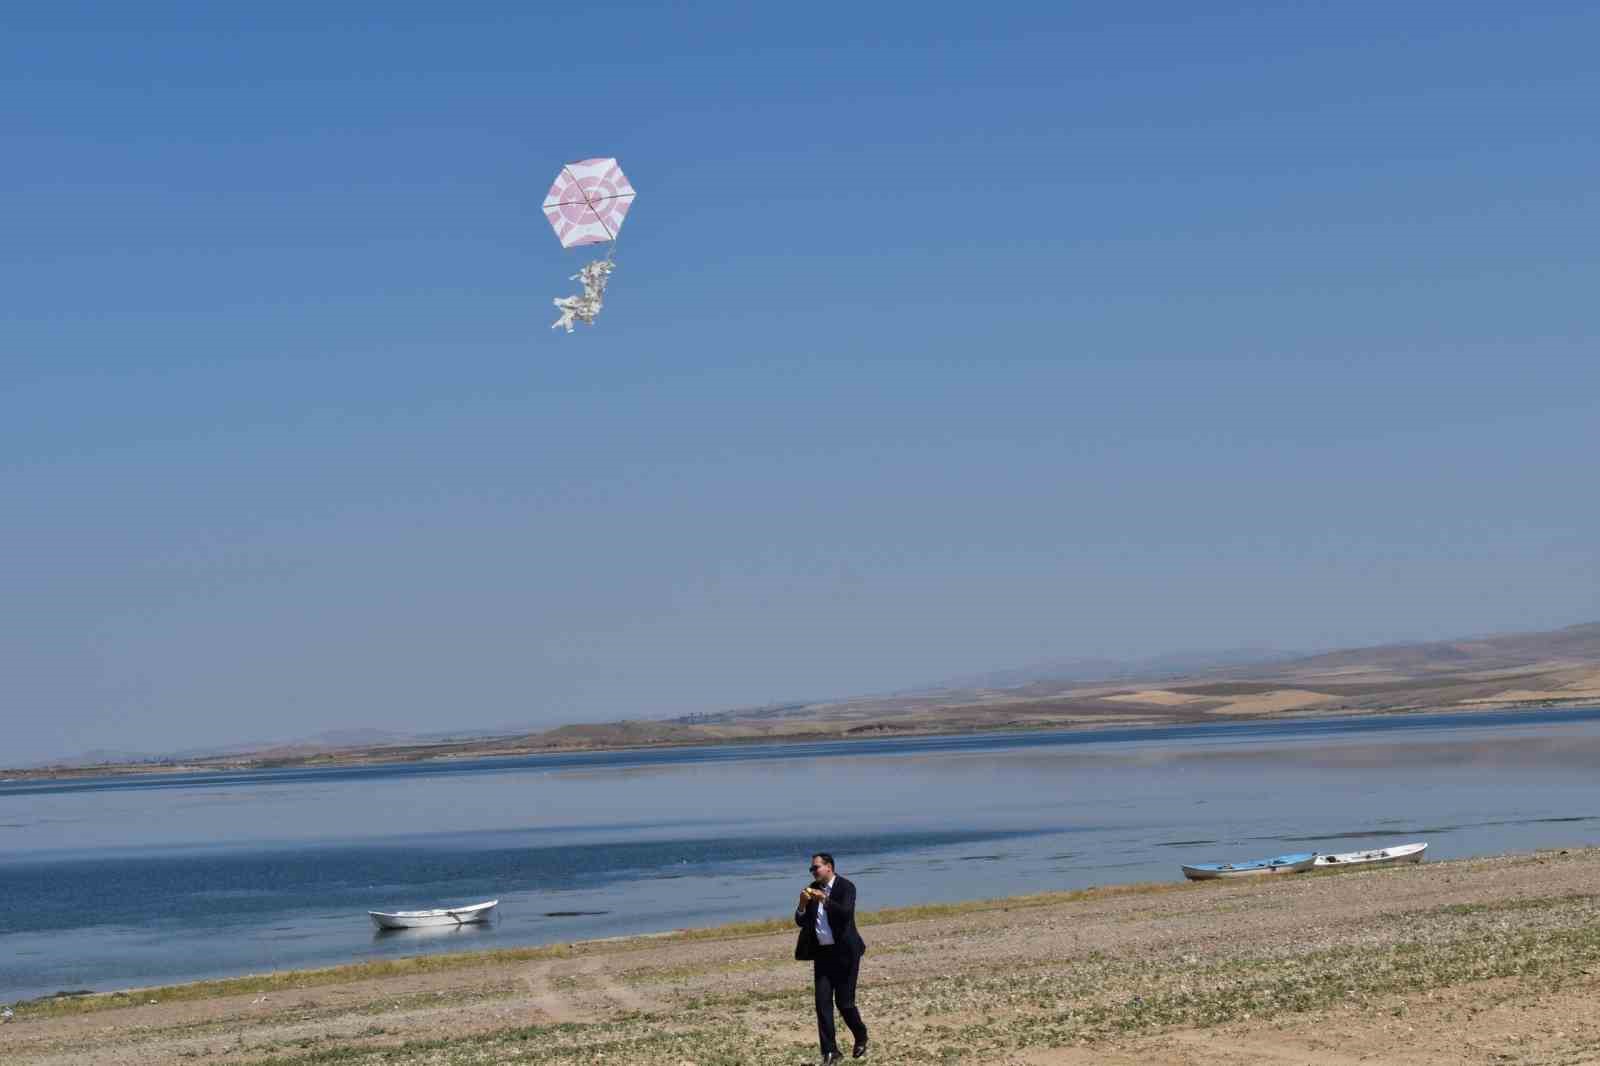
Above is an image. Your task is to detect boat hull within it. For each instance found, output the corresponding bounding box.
[369,900,498,930]
[1314,842,1427,869]
[1181,853,1317,881]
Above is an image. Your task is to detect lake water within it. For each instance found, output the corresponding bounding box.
[4,707,1600,1003]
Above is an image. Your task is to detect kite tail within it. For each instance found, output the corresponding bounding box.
[551,257,615,333]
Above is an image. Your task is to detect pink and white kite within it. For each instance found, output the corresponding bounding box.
[542,157,636,333]
[543,157,635,249]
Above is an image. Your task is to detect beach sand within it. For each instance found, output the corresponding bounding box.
[6,848,1600,1065]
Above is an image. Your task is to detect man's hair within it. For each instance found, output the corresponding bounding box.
[812,852,835,869]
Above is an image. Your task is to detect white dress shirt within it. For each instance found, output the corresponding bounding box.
[813,876,836,946]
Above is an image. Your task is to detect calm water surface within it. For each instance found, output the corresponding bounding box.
[3,707,1599,1002]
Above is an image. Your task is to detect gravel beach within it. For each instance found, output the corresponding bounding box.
[6,847,1600,1065]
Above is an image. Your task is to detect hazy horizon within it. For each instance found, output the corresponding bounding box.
[23,632,1321,765]
[18,618,1600,767]
[5,4,1598,765]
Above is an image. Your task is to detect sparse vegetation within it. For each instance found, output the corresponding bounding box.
[10,623,1599,780]
[10,850,1600,1065]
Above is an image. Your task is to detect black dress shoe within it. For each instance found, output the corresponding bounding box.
[852,1036,869,1058]
[819,1052,843,1065]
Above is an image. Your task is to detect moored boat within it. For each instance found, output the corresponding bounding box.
[1314,841,1426,869]
[368,899,498,930]
[1181,852,1317,881]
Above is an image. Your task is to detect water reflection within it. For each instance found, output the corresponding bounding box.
[371,922,498,943]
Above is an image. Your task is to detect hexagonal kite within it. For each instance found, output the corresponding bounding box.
[543,157,635,333]
[543,157,635,249]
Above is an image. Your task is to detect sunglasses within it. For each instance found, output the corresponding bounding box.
[809,864,825,873]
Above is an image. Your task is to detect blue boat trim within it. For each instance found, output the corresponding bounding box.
[1184,852,1317,872]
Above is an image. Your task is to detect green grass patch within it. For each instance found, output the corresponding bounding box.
[1429,891,1597,917]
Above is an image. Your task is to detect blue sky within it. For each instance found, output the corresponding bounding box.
[4,3,1597,763]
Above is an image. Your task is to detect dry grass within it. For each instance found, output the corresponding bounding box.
[145,890,1600,1065]
[11,850,1600,1066]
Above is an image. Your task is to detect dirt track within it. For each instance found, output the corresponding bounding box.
[5,848,1600,1065]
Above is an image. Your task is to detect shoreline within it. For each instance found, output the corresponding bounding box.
[6,878,1188,1015]
[7,698,1598,783]
[7,846,1600,1064]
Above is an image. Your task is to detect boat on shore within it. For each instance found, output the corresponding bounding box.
[368,899,498,930]
[1181,852,1317,881]
[1314,841,1427,869]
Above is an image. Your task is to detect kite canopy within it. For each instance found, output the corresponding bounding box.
[542,158,635,249]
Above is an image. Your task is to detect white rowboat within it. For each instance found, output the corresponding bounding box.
[369,899,498,930]
[1314,841,1427,869]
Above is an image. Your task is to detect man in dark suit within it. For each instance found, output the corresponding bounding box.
[794,852,869,1063]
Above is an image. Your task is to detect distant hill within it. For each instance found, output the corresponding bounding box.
[923,646,1309,692]
[659,622,1600,737]
[16,621,1600,777]
[1266,622,1600,676]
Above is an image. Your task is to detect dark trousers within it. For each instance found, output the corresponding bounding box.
[812,945,867,1055]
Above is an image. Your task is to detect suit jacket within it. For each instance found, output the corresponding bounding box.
[794,875,867,962]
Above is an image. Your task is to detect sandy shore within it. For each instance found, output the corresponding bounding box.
[6,848,1600,1065]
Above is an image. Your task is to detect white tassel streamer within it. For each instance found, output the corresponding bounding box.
[552,258,614,333]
